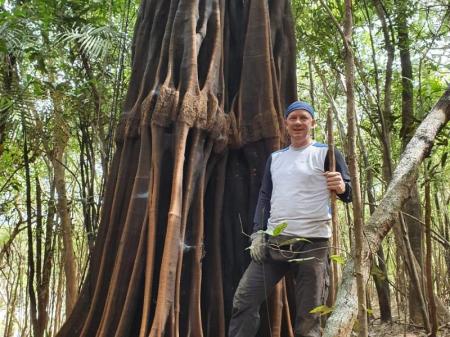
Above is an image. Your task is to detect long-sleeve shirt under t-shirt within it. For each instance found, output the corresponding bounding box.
[253,142,352,238]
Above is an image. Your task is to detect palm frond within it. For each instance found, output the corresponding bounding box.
[57,24,123,60]
[0,18,33,56]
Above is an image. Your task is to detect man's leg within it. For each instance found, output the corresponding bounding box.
[292,240,329,337]
[228,260,287,337]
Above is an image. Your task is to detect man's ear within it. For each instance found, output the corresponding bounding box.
[311,119,317,128]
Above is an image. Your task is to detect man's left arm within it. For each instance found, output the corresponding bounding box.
[324,148,352,203]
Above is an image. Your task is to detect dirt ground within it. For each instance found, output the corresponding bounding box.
[366,320,450,336]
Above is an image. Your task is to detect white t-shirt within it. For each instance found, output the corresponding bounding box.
[253,142,352,238]
[269,143,331,237]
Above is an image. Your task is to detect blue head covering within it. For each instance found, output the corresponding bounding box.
[285,101,315,119]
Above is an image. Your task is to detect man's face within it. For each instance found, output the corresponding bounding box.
[285,109,315,141]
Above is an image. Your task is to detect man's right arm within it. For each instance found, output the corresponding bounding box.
[252,155,273,233]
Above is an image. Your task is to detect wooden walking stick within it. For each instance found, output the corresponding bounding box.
[326,107,340,306]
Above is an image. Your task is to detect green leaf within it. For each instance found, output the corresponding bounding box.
[0,97,13,111]
[330,254,345,265]
[270,222,288,237]
[309,305,334,315]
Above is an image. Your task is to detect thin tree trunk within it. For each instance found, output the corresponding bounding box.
[53,246,65,336]
[399,213,430,331]
[436,190,450,282]
[312,63,348,153]
[78,117,98,250]
[327,107,339,306]
[79,49,108,174]
[36,177,56,337]
[308,58,316,140]
[369,0,395,323]
[342,0,368,335]
[424,169,437,336]
[373,0,395,182]
[53,147,78,314]
[396,0,425,323]
[308,58,315,109]
[22,104,38,337]
[35,177,49,337]
[357,116,392,322]
[45,76,78,315]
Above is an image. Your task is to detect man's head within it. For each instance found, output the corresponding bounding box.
[284,101,316,147]
[284,101,315,119]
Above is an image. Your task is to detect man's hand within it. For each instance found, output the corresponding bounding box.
[324,171,346,194]
[249,232,267,264]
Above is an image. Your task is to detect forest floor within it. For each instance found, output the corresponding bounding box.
[367,319,450,336]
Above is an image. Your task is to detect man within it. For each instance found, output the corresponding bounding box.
[228,101,352,337]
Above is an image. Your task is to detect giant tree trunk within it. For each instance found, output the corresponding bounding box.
[56,1,296,336]
[323,88,450,336]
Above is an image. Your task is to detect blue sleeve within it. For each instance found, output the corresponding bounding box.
[325,148,352,203]
[252,155,272,232]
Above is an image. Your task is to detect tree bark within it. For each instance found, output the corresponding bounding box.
[34,177,56,337]
[327,107,339,306]
[373,0,394,181]
[357,115,392,323]
[50,95,78,315]
[342,1,368,335]
[323,87,450,336]
[436,190,450,285]
[371,0,395,322]
[424,170,437,336]
[395,0,425,323]
[21,99,39,337]
[399,213,431,331]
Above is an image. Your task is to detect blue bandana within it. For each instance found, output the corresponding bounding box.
[285,101,315,119]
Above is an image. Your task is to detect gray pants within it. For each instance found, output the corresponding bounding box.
[228,237,330,337]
